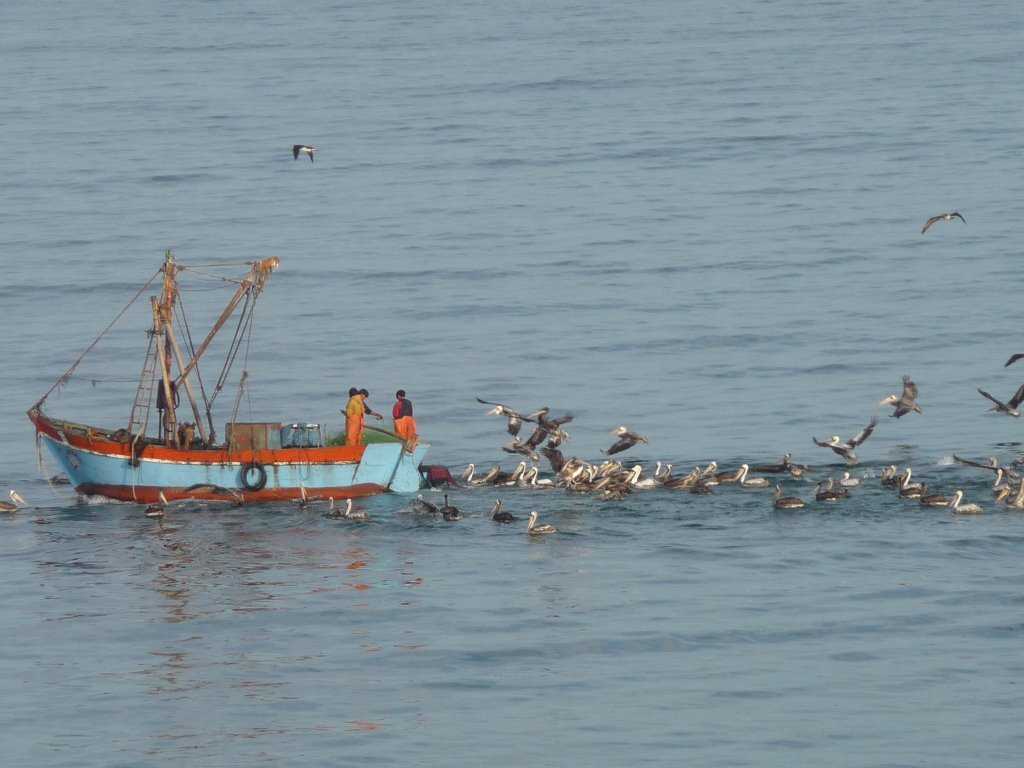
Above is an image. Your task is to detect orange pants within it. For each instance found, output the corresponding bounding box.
[394,416,418,441]
[346,417,364,446]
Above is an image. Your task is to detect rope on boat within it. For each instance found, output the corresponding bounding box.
[33,265,163,410]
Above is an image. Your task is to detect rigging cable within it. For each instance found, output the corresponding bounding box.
[32,265,163,409]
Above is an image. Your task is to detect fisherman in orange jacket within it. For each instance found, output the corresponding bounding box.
[344,387,365,446]
[392,389,418,445]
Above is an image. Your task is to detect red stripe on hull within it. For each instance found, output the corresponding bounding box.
[80,483,387,505]
[29,408,367,464]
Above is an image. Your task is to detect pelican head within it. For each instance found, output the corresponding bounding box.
[10,490,27,506]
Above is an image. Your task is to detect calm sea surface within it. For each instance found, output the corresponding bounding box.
[3,1,1024,765]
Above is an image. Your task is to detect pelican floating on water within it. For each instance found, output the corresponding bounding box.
[880,465,901,487]
[489,501,516,528]
[919,490,952,507]
[838,472,861,488]
[411,494,439,515]
[812,416,878,465]
[749,453,794,473]
[896,468,925,499]
[978,384,1024,417]
[0,490,27,514]
[144,491,169,518]
[526,511,557,535]
[737,465,772,489]
[878,375,922,418]
[603,427,648,456]
[921,211,965,234]
[772,485,806,509]
[342,499,368,521]
[439,494,462,521]
[815,481,850,502]
[948,490,984,514]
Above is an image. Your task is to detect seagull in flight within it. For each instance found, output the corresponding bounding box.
[878,375,922,418]
[812,416,878,464]
[293,144,317,162]
[921,211,965,234]
[978,384,1024,417]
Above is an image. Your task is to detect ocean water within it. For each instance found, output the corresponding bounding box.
[3,0,1024,765]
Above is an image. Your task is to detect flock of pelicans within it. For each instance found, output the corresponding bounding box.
[13,299,1024,532]
[441,362,1024,531]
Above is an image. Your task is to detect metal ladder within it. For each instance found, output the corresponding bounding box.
[127,334,159,439]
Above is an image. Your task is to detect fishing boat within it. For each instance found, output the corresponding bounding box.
[28,251,428,504]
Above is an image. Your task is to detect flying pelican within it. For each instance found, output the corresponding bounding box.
[948,490,984,514]
[527,408,574,448]
[411,494,439,515]
[502,438,540,463]
[878,375,922,418]
[978,384,1024,417]
[491,499,518,523]
[476,397,534,436]
[0,490,27,514]
[144,491,169,518]
[439,494,461,521]
[812,416,878,465]
[921,211,965,234]
[603,426,649,455]
[184,483,245,504]
[772,485,806,509]
[526,511,557,535]
[1005,354,1024,368]
[541,446,568,474]
[292,144,316,162]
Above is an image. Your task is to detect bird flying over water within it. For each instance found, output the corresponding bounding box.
[501,437,540,462]
[878,375,922,418]
[1005,354,1024,368]
[812,416,878,464]
[292,144,316,162]
[921,211,965,234]
[978,384,1024,417]
[476,397,534,436]
[603,426,649,455]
